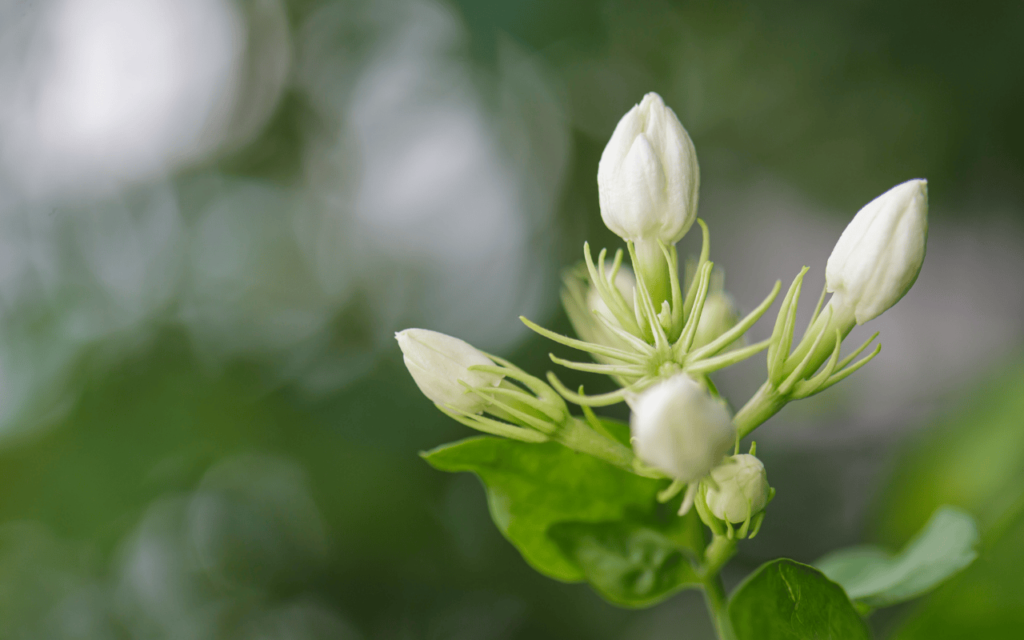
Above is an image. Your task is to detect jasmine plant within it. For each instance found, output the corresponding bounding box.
[397,92,977,639]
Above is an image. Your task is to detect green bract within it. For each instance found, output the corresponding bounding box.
[396,91,964,638]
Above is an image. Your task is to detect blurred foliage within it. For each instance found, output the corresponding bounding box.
[817,507,978,611]
[450,0,1024,215]
[874,359,1024,544]
[868,357,1024,638]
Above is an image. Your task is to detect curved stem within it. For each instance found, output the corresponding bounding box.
[702,575,731,640]
[733,382,787,439]
[555,418,636,471]
[698,535,737,639]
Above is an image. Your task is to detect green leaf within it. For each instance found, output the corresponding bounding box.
[728,558,870,640]
[421,436,666,582]
[890,505,1024,639]
[548,512,703,608]
[816,506,978,609]
[868,360,1024,637]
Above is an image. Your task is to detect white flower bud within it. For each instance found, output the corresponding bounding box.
[586,264,635,325]
[396,329,503,413]
[562,264,637,360]
[692,292,739,350]
[704,454,770,523]
[826,179,928,324]
[630,374,735,482]
[597,92,699,245]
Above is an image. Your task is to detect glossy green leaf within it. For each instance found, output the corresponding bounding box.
[421,436,665,582]
[728,559,870,640]
[817,506,978,609]
[548,512,703,607]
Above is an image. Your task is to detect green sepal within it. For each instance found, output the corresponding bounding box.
[766,266,808,385]
[681,219,711,322]
[583,243,643,338]
[686,280,781,362]
[657,240,685,341]
[674,261,714,356]
[626,241,671,350]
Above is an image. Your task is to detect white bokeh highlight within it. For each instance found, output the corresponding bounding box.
[0,0,288,199]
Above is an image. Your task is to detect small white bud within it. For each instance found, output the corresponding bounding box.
[630,374,735,482]
[692,292,739,350]
[704,454,770,524]
[826,179,928,324]
[597,92,699,246]
[563,264,637,359]
[396,329,503,413]
[586,264,636,325]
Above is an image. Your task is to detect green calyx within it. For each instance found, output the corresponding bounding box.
[693,444,775,540]
[442,353,662,477]
[733,270,884,438]
[523,219,781,407]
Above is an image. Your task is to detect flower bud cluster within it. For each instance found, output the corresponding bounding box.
[397,89,932,549]
[396,329,641,472]
[731,177,930,439]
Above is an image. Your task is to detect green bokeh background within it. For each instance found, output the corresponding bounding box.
[0,0,1022,637]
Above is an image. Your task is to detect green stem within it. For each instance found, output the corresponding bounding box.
[702,575,731,640]
[732,382,786,439]
[634,237,671,310]
[556,418,636,471]
[699,535,737,640]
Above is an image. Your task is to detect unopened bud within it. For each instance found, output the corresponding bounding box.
[597,92,699,246]
[826,179,928,324]
[692,292,739,350]
[586,264,636,324]
[630,374,735,482]
[704,454,770,523]
[598,92,700,304]
[396,329,503,413]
